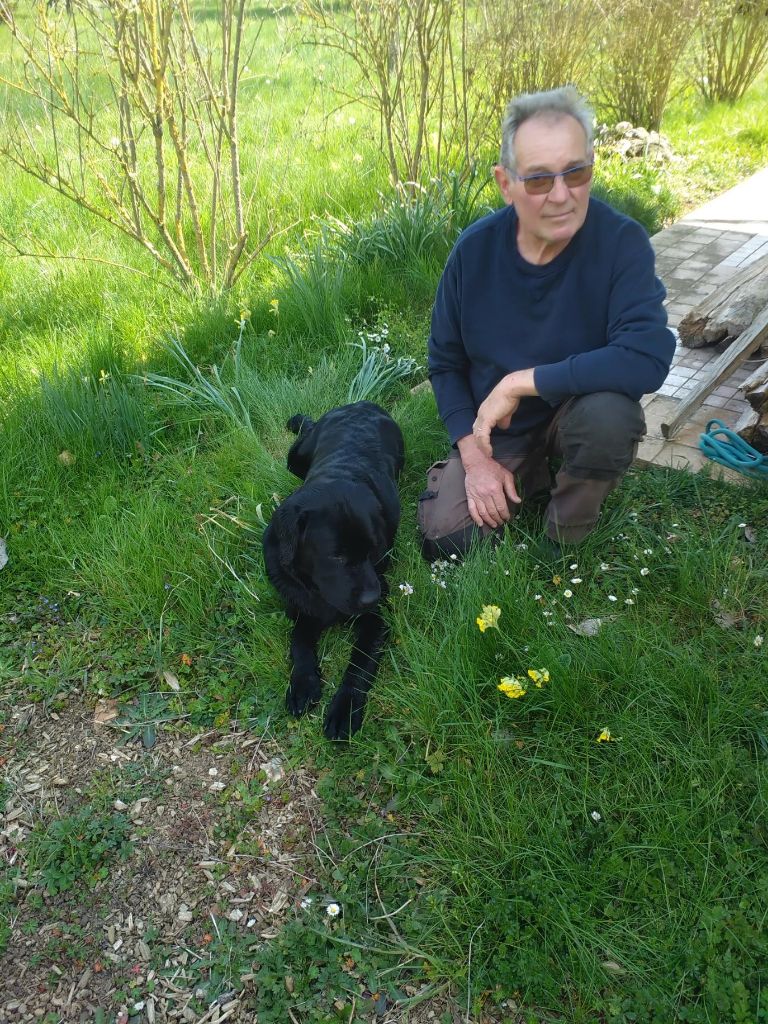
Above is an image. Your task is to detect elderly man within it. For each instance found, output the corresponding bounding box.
[418,86,675,560]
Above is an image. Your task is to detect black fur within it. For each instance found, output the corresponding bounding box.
[263,402,404,740]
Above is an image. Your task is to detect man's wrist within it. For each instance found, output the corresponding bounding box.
[457,434,491,467]
[501,369,538,398]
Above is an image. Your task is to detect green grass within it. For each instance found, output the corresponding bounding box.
[1,5,768,1020]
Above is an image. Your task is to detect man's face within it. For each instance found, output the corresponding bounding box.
[494,113,592,261]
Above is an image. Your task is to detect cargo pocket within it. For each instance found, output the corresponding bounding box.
[559,394,646,480]
[417,460,449,539]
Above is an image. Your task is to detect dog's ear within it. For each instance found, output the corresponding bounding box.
[286,425,317,480]
[273,502,306,566]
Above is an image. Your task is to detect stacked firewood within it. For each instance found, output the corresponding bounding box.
[678,252,768,349]
[677,251,768,451]
[736,360,768,453]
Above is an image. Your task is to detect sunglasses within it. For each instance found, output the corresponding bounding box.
[516,161,594,195]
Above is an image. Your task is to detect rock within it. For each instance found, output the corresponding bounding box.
[596,121,673,163]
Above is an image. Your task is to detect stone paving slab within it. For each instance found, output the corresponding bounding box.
[639,166,768,481]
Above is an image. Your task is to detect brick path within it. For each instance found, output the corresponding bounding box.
[639,167,768,477]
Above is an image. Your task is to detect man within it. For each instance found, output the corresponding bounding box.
[418,86,675,560]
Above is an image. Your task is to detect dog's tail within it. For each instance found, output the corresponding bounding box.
[286,414,314,436]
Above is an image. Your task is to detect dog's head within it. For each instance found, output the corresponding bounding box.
[270,486,390,617]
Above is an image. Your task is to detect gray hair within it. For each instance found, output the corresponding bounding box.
[499,86,594,172]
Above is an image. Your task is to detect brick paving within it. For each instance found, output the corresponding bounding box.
[639,167,768,478]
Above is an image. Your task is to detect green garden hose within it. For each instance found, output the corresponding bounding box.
[699,418,768,480]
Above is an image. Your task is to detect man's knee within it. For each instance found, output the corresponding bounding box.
[557,392,645,480]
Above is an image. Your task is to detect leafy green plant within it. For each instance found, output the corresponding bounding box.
[326,170,494,271]
[26,805,134,894]
[592,155,680,233]
[37,364,152,457]
[347,336,421,404]
[112,692,183,749]
[140,332,253,431]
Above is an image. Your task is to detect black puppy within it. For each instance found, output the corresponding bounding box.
[263,401,404,740]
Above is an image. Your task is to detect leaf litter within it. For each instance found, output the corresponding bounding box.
[0,694,485,1023]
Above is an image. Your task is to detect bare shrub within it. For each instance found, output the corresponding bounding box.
[0,0,275,293]
[694,0,768,103]
[598,0,699,130]
[300,0,476,184]
[469,0,604,148]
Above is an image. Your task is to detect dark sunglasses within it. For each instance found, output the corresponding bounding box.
[516,161,594,195]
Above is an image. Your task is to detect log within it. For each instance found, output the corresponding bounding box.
[661,303,768,439]
[741,358,768,413]
[678,251,768,348]
[734,406,768,454]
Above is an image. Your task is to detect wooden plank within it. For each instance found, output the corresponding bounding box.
[661,303,768,439]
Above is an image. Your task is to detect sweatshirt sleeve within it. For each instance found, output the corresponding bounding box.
[427,252,477,444]
[533,220,675,405]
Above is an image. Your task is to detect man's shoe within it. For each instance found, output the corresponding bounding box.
[531,536,564,565]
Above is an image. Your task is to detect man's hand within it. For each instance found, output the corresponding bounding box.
[472,369,538,458]
[457,435,520,528]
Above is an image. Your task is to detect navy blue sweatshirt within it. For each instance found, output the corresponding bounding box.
[428,197,675,446]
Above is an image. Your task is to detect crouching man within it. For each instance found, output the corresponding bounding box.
[419,86,675,560]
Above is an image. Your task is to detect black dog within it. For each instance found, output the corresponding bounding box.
[263,402,404,740]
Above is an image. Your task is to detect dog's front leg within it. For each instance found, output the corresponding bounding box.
[324,610,388,741]
[286,614,325,717]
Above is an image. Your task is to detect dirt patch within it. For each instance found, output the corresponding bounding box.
[0,698,500,1023]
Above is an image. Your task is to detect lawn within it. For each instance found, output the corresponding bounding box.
[1,4,767,1022]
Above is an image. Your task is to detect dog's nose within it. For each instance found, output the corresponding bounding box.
[358,587,380,608]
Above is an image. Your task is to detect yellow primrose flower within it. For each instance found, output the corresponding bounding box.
[527,667,550,688]
[552,575,561,586]
[476,605,501,633]
[269,298,280,314]
[596,728,618,743]
[498,676,526,699]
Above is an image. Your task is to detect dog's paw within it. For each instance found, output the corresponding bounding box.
[286,672,323,717]
[323,685,366,742]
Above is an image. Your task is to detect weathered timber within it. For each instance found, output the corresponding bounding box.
[734,406,768,454]
[678,251,768,348]
[741,358,768,413]
[661,303,768,439]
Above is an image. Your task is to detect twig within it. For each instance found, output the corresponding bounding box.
[465,922,483,1024]
[0,234,180,292]
[369,895,415,925]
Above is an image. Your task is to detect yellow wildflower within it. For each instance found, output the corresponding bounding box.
[269,298,280,314]
[552,575,561,586]
[527,667,550,688]
[476,604,501,633]
[596,728,618,743]
[498,676,526,699]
